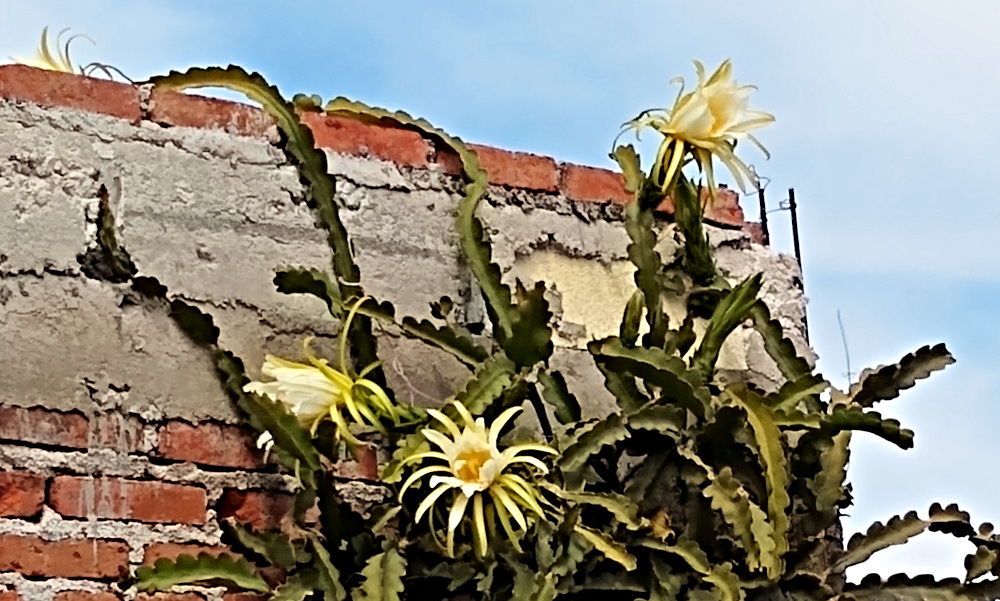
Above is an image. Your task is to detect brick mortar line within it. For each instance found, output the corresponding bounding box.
[0,444,294,501]
[0,573,112,601]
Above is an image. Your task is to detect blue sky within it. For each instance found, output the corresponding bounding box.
[4,0,998,579]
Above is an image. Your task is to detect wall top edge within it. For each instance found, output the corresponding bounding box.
[0,64,757,235]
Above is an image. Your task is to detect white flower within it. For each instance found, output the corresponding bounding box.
[400,401,557,557]
[624,60,774,195]
[244,337,398,447]
[11,28,81,74]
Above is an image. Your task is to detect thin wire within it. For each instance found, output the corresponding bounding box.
[837,310,854,383]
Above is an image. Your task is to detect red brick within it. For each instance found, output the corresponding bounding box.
[217,489,293,531]
[148,89,278,140]
[0,405,143,452]
[88,412,146,453]
[0,590,19,601]
[157,421,264,470]
[0,534,128,578]
[466,144,558,192]
[299,112,431,167]
[332,445,378,481]
[135,594,205,601]
[560,164,631,205]
[742,221,766,245]
[53,593,121,601]
[0,470,46,517]
[700,186,746,227]
[0,405,89,448]
[142,542,228,565]
[655,186,745,227]
[50,476,207,525]
[0,65,140,123]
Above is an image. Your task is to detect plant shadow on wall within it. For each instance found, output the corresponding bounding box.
[22,35,1000,601]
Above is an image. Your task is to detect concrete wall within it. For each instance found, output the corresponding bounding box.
[0,65,810,601]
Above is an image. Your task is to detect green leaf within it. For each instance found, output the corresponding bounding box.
[691,273,763,376]
[626,401,687,433]
[624,450,678,514]
[611,144,644,194]
[824,405,914,450]
[311,535,348,601]
[850,343,955,407]
[725,387,790,575]
[596,363,649,413]
[559,413,629,473]
[843,574,1000,601]
[590,337,710,418]
[639,537,741,601]
[544,485,644,530]
[324,96,517,343]
[215,351,321,474]
[673,177,715,283]
[503,281,554,369]
[454,353,517,415]
[663,313,698,359]
[624,199,669,347]
[430,296,455,320]
[809,431,851,513]
[381,431,429,484]
[650,556,688,601]
[316,471,366,556]
[702,467,778,577]
[274,267,342,318]
[965,546,999,583]
[509,557,541,601]
[767,374,829,414]
[831,504,974,574]
[352,542,407,601]
[91,182,135,281]
[357,299,488,368]
[271,570,320,601]
[537,370,582,425]
[620,289,645,347]
[423,561,477,591]
[224,521,299,569]
[169,299,220,346]
[574,525,638,570]
[748,300,812,382]
[134,553,269,593]
[401,316,489,366]
[550,531,591,580]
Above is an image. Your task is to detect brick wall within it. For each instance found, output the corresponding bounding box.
[0,65,809,599]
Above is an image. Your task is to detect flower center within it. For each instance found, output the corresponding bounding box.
[455,447,493,482]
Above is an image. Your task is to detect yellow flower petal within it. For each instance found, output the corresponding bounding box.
[426,409,461,438]
[492,486,528,531]
[447,492,471,557]
[488,406,522,447]
[472,493,488,557]
[416,483,455,523]
[400,465,451,496]
[491,489,523,553]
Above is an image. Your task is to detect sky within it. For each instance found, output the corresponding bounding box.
[3,0,998,581]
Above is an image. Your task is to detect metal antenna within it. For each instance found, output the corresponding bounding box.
[787,188,809,343]
[788,188,803,270]
[757,186,771,246]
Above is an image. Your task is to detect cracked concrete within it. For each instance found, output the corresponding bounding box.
[0,97,811,424]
